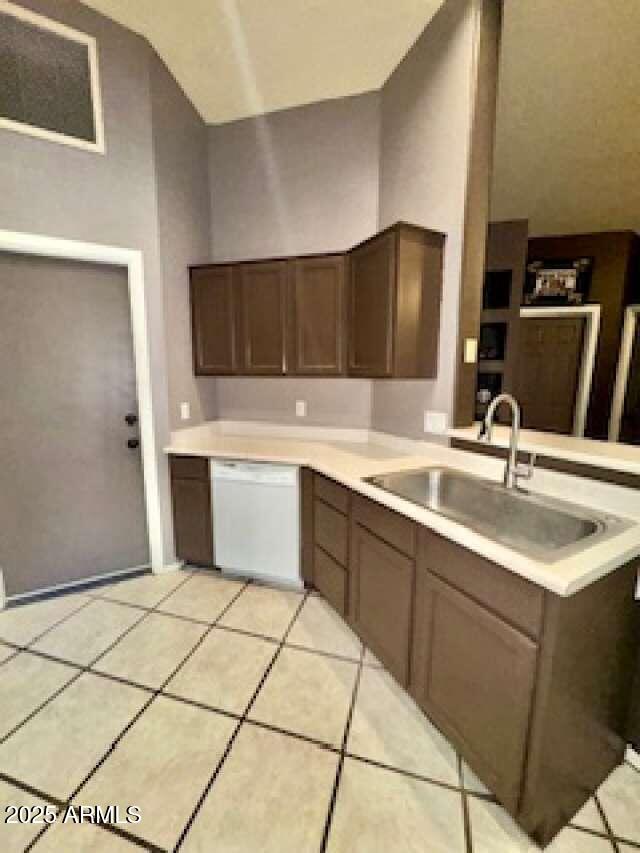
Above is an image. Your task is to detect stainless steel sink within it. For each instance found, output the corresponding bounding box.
[364,467,631,562]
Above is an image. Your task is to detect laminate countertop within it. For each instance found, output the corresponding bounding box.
[165,423,640,597]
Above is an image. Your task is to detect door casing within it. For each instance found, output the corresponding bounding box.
[0,228,171,606]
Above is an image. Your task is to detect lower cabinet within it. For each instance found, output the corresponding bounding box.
[169,457,214,567]
[349,523,414,685]
[314,546,347,617]
[410,566,538,811]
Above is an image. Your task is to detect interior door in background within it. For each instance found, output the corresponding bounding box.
[620,321,640,445]
[515,316,586,435]
[0,253,149,597]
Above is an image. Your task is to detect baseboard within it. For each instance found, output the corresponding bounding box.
[2,564,151,608]
[153,561,184,574]
[626,745,640,771]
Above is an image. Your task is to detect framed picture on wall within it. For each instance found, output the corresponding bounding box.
[524,257,593,305]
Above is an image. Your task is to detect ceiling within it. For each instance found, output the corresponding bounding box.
[81,0,444,125]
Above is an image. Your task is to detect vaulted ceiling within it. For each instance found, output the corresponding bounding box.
[81,0,444,124]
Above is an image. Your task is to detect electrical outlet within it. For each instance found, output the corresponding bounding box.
[295,400,307,418]
[424,410,448,434]
[180,401,191,421]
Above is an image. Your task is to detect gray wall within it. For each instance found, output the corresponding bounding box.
[0,0,211,563]
[208,92,380,261]
[150,56,217,429]
[208,92,379,428]
[215,378,372,429]
[373,0,478,438]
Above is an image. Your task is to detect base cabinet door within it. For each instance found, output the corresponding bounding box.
[314,546,347,616]
[349,524,413,684]
[411,567,538,810]
[170,467,214,567]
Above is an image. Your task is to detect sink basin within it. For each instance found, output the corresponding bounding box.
[364,467,630,562]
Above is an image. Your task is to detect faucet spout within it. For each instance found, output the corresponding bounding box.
[480,394,535,489]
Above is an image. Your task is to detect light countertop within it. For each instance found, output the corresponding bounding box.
[165,422,640,598]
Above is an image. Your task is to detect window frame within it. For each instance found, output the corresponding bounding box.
[0,0,105,154]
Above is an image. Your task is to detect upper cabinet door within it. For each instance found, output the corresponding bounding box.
[238,261,288,374]
[289,255,346,375]
[348,232,396,377]
[190,266,238,375]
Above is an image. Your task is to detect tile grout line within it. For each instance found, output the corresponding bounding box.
[318,640,365,853]
[172,588,311,853]
[594,792,622,853]
[16,571,204,852]
[458,754,474,853]
[0,594,94,658]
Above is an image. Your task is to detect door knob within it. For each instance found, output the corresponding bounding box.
[125,413,138,426]
[127,438,140,449]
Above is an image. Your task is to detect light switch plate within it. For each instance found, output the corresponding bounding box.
[180,401,191,421]
[464,338,478,364]
[424,410,448,434]
[295,400,307,418]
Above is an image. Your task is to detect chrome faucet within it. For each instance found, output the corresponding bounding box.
[479,393,536,490]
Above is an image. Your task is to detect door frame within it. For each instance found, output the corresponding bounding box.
[519,305,600,438]
[0,228,166,602]
[609,305,640,442]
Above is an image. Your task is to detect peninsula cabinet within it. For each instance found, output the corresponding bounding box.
[348,223,445,378]
[238,261,288,374]
[288,254,346,375]
[191,266,238,375]
[305,471,640,846]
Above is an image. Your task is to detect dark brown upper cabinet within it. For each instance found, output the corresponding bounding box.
[238,261,288,374]
[189,222,444,379]
[348,223,445,378]
[288,254,346,375]
[190,266,238,375]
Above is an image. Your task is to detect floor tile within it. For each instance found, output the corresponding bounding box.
[182,724,337,853]
[218,584,303,640]
[249,646,357,746]
[347,666,458,784]
[468,799,614,852]
[99,570,189,609]
[80,696,236,849]
[32,821,139,852]
[326,757,466,853]
[462,760,492,795]
[597,762,640,843]
[167,627,277,714]
[93,612,206,689]
[0,595,88,646]
[287,596,361,660]
[0,643,15,664]
[0,672,147,799]
[0,652,77,739]
[0,779,54,853]
[157,571,244,622]
[31,600,144,666]
[571,797,607,834]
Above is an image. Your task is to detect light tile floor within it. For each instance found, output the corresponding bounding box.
[0,569,637,853]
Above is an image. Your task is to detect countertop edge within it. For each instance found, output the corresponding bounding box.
[164,443,640,599]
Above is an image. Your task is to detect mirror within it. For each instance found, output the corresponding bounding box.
[477,0,639,445]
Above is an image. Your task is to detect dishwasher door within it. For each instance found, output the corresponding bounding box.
[211,461,301,589]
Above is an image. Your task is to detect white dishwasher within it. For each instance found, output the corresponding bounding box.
[211,460,302,589]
